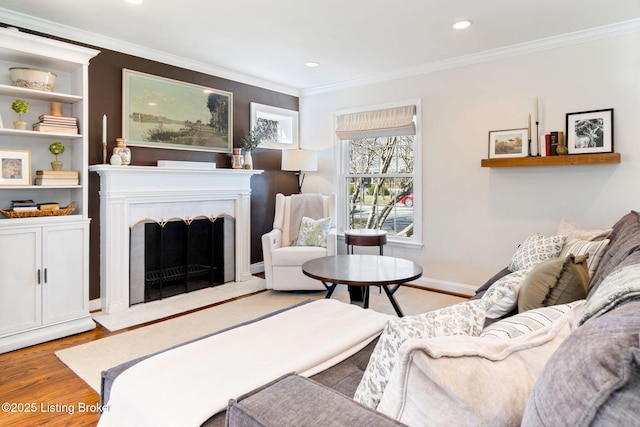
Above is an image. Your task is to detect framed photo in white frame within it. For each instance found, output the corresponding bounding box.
[250,102,299,149]
[488,128,529,158]
[566,108,613,154]
[0,149,31,186]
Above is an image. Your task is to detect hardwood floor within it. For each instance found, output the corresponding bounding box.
[0,284,267,427]
[0,323,110,426]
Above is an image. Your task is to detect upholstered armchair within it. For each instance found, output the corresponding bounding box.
[262,193,337,291]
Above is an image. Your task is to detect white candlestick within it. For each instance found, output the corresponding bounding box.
[535,97,539,122]
[528,113,531,135]
[102,114,107,143]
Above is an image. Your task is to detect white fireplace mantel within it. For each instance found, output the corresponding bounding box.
[89,165,263,314]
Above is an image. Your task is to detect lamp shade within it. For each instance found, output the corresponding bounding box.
[281,149,318,171]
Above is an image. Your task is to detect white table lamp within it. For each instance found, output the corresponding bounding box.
[282,149,318,193]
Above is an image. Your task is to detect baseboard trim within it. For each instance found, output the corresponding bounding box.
[410,277,477,297]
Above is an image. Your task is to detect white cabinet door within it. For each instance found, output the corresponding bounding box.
[41,223,89,325]
[0,228,42,336]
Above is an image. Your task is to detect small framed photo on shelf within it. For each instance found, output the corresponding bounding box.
[488,128,529,158]
[0,149,31,186]
[566,108,614,154]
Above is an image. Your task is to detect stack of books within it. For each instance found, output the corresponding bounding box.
[11,199,39,212]
[34,170,79,186]
[32,114,79,134]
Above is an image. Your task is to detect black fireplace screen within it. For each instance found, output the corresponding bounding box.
[129,215,234,304]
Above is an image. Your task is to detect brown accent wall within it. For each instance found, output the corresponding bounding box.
[86,49,299,299]
[2,25,300,300]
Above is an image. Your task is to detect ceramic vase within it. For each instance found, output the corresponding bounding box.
[244,150,253,169]
[232,148,244,169]
[113,138,131,166]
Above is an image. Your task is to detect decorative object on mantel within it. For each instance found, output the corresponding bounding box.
[102,114,108,164]
[11,99,29,130]
[488,128,529,159]
[113,138,132,166]
[48,141,65,170]
[566,108,614,155]
[231,148,244,169]
[110,153,122,166]
[240,129,260,169]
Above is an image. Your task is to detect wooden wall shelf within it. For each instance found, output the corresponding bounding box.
[481,153,621,168]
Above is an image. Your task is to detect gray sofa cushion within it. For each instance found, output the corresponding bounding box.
[521,300,640,427]
[588,211,640,295]
[226,373,404,427]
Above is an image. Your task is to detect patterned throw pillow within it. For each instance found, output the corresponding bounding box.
[558,238,610,278]
[353,299,488,410]
[481,301,585,339]
[508,233,567,272]
[296,216,331,247]
[481,268,531,319]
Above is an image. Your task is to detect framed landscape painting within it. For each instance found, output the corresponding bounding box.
[488,128,529,158]
[566,108,613,154]
[122,69,233,153]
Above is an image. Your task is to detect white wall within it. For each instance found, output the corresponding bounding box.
[299,32,640,295]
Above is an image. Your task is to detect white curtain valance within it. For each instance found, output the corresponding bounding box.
[335,105,416,140]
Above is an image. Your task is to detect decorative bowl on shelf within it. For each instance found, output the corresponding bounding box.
[9,67,57,92]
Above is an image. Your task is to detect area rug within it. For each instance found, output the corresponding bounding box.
[92,277,267,331]
[56,285,465,393]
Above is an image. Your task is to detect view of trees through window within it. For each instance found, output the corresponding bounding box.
[346,135,414,237]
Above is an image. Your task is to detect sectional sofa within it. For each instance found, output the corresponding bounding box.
[100,211,640,426]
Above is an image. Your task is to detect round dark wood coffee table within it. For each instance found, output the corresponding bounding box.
[301,255,423,317]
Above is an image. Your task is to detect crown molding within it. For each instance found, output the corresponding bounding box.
[2,8,637,99]
[0,8,300,97]
[301,18,640,96]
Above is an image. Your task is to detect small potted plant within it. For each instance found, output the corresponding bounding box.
[11,99,29,130]
[240,129,261,169]
[49,141,65,170]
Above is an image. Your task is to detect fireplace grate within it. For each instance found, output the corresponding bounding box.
[145,264,216,286]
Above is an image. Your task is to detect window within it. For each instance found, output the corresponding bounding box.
[336,102,421,244]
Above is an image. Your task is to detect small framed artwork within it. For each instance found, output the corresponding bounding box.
[566,108,614,154]
[122,69,233,153]
[0,149,31,186]
[250,102,299,150]
[488,128,529,158]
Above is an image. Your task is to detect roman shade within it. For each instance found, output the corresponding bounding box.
[335,105,416,140]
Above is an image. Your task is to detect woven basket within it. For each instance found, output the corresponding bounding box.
[0,202,76,219]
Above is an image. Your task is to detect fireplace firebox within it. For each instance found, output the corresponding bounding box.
[129,215,235,305]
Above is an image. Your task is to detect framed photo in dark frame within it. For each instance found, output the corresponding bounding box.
[566,108,613,154]
[488,128,529,158]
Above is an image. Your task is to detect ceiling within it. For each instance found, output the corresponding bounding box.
[0,1,639,95]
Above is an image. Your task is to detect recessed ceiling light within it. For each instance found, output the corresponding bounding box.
[126,0,143,4]
[452,20,473,30]
[305,62,320,67]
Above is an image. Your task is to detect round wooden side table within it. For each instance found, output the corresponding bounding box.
[344,228,388,255]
